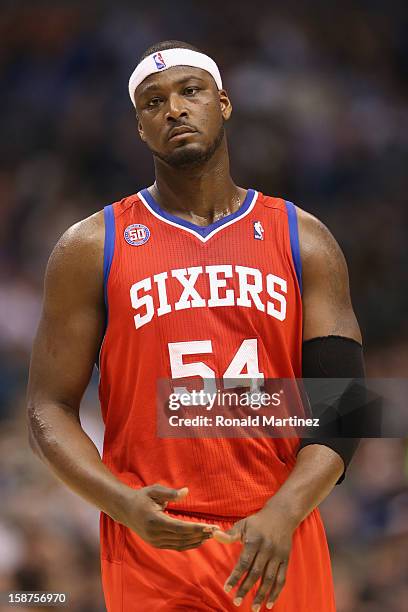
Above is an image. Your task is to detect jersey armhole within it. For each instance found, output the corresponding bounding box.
[97,205,115,372]
[285,201,303,295]
[103,204,116,316]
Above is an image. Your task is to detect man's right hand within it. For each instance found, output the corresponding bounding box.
[119,484,218,551]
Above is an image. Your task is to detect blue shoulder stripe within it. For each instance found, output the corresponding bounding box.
[103,204,115,313]
[285,201,302,294]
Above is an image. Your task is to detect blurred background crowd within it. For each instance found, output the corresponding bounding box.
[0,1,407,610]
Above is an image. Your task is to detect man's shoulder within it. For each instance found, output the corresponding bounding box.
[293,205,342,265]
[58,192,141,253]
[46,210,106,283]
[290,205,349,294]
[59,210,105,255]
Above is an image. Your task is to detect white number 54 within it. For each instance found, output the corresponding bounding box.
[168,338,264,396]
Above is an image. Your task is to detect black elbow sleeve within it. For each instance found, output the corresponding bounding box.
[299,335,367,484]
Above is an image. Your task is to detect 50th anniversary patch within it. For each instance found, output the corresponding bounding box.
[124,224,151,246]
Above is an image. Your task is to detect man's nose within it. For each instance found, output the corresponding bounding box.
[165,93,188,121]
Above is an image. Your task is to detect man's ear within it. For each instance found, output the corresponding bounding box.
[138,118,146,142]
[219,90,232,121]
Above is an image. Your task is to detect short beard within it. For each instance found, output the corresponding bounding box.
[152,123,225,169]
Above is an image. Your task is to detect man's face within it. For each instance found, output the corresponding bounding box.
[134,66,232,168]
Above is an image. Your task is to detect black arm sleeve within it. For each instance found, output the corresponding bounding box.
[298,335,366,484]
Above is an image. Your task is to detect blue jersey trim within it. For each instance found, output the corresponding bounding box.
[140,188,256,238]
[285,201,302,294]
[103,204,115,313]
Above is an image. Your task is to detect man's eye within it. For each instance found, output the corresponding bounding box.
[184,87,199,96]
[147,97,162,107]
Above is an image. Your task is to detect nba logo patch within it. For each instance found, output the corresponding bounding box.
[153,52,166,70]
[124,224,151,246]
[253,221,264,240]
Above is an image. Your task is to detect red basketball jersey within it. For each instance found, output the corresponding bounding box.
[99,188,303,522]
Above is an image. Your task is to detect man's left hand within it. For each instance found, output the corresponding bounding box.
[213,502,297,611]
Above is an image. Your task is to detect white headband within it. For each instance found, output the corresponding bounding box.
[128,48,223,107]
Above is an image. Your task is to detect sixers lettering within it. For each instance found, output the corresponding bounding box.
[28,40,363,612]
[129,264,287,329]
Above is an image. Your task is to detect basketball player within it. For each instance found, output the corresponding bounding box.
[27,41,365,611]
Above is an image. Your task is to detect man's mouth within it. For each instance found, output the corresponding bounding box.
[168,126,197,141]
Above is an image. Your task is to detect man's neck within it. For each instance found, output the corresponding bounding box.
[149,142,247,226]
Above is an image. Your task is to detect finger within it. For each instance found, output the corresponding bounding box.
[147,484,189,505]
[172,486,189,500]
[149,531,214,546]
[251,559,280,612]
[213,525,241,544]
[265,562,288,609]
[233,548,271,606]
[157,513,218,535]
[154,536,212,551]
[214,520,244,545]
[224,539,259,594]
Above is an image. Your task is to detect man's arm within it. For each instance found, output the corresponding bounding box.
[215,209,363,611]
[27,212,216,550]
[297,205,364,471]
